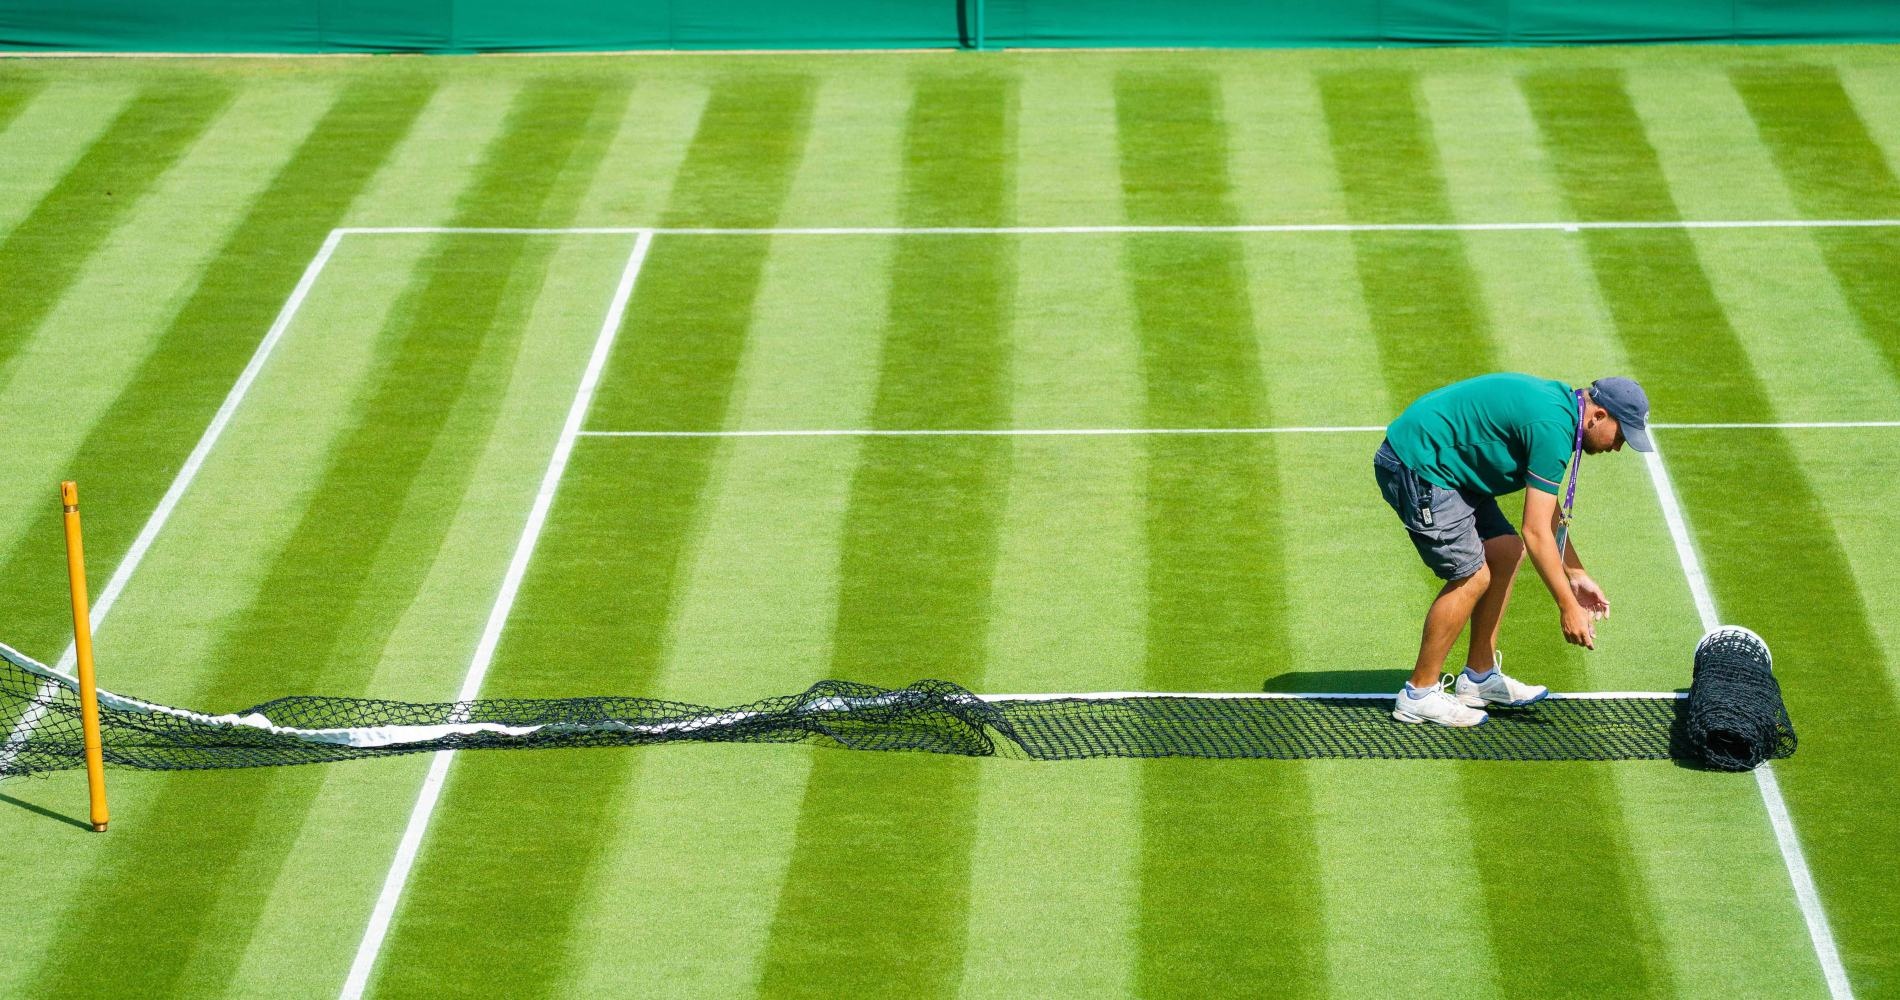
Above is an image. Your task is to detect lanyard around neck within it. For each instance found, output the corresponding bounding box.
[1557,388,1584,555]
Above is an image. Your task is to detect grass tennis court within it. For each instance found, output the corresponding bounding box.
[1,45,1897,998]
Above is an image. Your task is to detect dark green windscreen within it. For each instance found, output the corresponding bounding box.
[1,0,1895,52]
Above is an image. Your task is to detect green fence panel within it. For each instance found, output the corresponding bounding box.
[1737,0,1900,40]
[981,0,1384,47]
[667,0,951,48]
[1509,0,1739,42]
[0,0,310,51]
[449,0,664,51]
[320,0,449,51]
[1380,0,1512,43]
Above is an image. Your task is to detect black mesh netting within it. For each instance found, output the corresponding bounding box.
[1683,626,1798,771]
[0,627,1795,777]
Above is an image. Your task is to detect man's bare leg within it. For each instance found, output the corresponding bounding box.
[1408,562,1492,690]
[1466,534,1527,672]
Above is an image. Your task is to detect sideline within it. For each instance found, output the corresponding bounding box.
[1643,434,1853,1000]
[337,230,655,1000]
[0,230,343,772]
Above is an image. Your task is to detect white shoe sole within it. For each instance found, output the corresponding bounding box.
[1456,689,1550,709]
[1391,706,1487,728]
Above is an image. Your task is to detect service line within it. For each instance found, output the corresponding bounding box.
[577,421,1900,439]
[336,218,1900,237]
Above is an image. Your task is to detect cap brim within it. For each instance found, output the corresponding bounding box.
[1623,422,1655,453]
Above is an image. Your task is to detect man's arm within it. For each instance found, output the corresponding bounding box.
[1523,488,1596,649]
[1551,504,1611,617]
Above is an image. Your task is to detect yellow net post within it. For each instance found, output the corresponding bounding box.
[60,481,109,833]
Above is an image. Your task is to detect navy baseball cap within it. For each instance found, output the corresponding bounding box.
[1589,377,1653,452]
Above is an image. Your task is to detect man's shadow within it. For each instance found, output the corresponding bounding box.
[0,791,93,831]
[1262,669,1410,694]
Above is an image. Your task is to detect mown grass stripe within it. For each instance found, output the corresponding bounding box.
[372,75,814,1000]
[0,79,435,691]
[1114,69,1328,999]
[658,74,823,232]
[1319,69,1498,401]
[755,72,1015,1000]
[1218,70,1348,225]
[963,78,1143,994]
[0,79,232,378]
[1524,66,1900,993]
[571,77,710,226]
[0,83,131,244]
[1731,63,1900,393]
[1731,64,1900,219]
[590,76,815,430]
[1421,72,1571,222]
[0,78,43,136]
[27,78,623,1000]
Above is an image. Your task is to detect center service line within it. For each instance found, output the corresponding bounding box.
[1642,432,1852,1000]
[339,230,655,1000]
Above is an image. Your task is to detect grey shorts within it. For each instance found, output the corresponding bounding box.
[1374,440,1517,581]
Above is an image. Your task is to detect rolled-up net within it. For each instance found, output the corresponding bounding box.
[0,629,1795,777]
[1681,625,1797,771]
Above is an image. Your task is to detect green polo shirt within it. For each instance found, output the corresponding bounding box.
[1387,373,1578,497]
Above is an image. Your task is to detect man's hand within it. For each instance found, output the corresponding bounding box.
[1570,572,1610,620]
[1561,602,1597,649]
[1523,489,1596,650]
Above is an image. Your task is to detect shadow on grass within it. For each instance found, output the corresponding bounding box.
[0,790,93,831]
[1262,669,1409,693]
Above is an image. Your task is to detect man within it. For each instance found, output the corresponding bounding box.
[1373,373,1652,727]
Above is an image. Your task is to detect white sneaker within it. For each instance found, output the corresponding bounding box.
[1454,653,1549,708]
[1392,681,1487,727]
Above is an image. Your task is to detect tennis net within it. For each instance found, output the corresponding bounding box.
[0,627,1793,777]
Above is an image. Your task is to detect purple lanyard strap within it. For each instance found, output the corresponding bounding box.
[1556,388,1584,555]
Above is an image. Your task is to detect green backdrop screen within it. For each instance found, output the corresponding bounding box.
[0,0,1895,53]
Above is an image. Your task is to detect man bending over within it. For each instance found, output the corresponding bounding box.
[1373,373,1652,727]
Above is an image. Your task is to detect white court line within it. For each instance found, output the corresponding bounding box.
[578,426,1385,438]
[0,230,343,772]
[1656,421,1900,430]
[81,228,346,649]
[336,218,1900,237]
[980,690,1684,702]
[577,421,1900,439]
[338,230,655,1000]
[1643,433,1853,1000]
